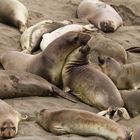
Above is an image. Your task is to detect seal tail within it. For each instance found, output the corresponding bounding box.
[52,86,77,103]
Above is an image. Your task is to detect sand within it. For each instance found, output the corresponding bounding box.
[1,0,140,140]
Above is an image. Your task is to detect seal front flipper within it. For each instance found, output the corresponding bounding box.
[52,86,77,103]
[50,123,68,135]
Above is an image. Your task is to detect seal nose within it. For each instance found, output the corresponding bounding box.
[100,21,114,32]
[1,127,16,138]
[98,56,105,65]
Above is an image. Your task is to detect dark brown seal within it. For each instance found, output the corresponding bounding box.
[0,99,27,138]
[0,0,28,33]
[0,70,75,102]
[0,31,91,87]
[62,44,124,111]
[37,108,131,140]
[98,56,140,89]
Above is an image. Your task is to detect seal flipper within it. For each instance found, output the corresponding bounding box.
[52,86,77,103]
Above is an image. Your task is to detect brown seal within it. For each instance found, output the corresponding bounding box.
[98,56,140,89]
[0,31,91,87]
[0,0,28,33]
[37,108,131,140]
[88,35,127,64]
[0,99,27,138]
[62,44,124,112]
[20,20,70,54]
[120,90,140,117]
[77,0,123,32]
[0,70,75,102]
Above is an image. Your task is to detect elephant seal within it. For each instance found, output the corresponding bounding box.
[0,99,27,138]
[20,20,70,54]
[40,23,95,51]
[120,90,140,117]
[77,0,123,32]
[88,35,127,64]
[0,31,91,87]
[131,125,140,140]
[62,44,125,112]
[98,56,140,89]
[0,70,75,102]
[0,0,29,33]
[37,108,131,140]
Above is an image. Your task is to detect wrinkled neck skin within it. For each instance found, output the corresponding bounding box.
[64,47,89,69]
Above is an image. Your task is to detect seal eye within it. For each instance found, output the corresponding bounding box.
[1,127,6,132]
[106,57,111,63]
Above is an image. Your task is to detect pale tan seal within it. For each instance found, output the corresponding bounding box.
[131,125,140,140]
[37,108,131,140]
[62,45,124,112]
[0,31,91,87]
[0,0,29,33]
[0,99,27,138]
[120,90,140,117]
[0,70,75,102]
[40,23,96,51]
[77,0,123,32]
[20,20,70,54]
[98,56,140,89]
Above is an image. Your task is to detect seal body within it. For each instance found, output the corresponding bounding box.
[0,0,28,33]
[98,56,140,89]
[0,99,23,138]
[20,20,68,53]
[0,70,68,99]
[131,125,140,140]
[77,0,123,32]
[40,24,84,51]
[88,36,127,64]
[37,108,130,140]
[62,45,124,110]
[120,90,140,117]
[0,31,91,87]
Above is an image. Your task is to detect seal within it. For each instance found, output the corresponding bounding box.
[77,0,123,32]
[62,44,125,112]
[120,90,140,117]
[88,35,127,64]
[0,70,75,102]
[36,108,131,140]
[0,99,27,138]
[40,23,95,51]
[98,56,140,89]
[131,125,140,140]
[20,20,70,54]
[0,31,91,87]
[0,0,29,33]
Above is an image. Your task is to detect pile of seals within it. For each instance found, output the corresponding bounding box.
[1,0,139,140]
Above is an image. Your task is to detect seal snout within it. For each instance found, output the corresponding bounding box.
[98,56,105,65]
[100,21,115,32]
[1,121,16,138]
[78,32,91,46]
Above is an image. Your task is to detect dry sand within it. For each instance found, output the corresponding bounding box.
[1,0,140,139]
